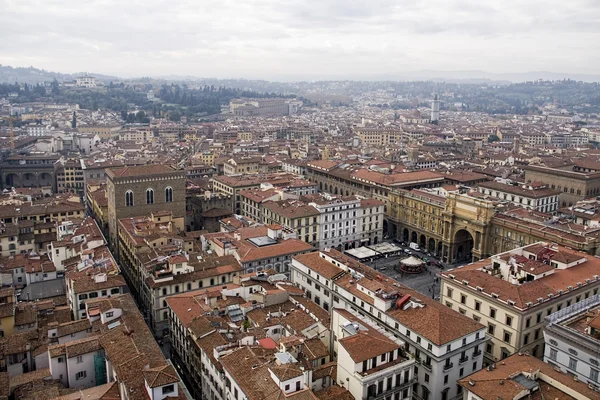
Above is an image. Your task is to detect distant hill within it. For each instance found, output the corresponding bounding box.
[2,64,598,86]
[382,70,600,84]
[0,65,120,84]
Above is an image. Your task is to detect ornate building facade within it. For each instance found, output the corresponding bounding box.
[388,190,496,263]
[390,188,600,264]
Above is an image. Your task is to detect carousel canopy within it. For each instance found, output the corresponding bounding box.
[400,256,424,266]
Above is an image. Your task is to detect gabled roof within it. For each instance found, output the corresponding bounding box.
[143,364,179,388]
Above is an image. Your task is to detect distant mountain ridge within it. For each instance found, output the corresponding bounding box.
[1,64,599,85]
[392,70,600,84]
[0,65,119,84]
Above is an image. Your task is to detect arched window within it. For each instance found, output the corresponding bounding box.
[125,190,134,207]
[146,188,154,204]
[165,187,173,203]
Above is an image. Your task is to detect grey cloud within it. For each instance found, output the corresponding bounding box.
[0,0,599,78]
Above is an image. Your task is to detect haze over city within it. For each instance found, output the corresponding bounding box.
[2,0,600,80]
[3,2,600,400]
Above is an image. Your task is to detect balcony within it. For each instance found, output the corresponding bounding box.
[459,355,469,364]
[473,350,482,357]
[366,377,416,400]
[422,362,432,372]
[443,362,454,372]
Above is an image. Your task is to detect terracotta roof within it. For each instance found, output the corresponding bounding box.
[195,330,229,369]
[66,336,102,358]
[237,239,313,263]
[70,274,126,294]
[107,164,178,178]
[269,363,304,381]
[257,338,278,349]
[312,361,337,382]
[314,385,353,400]
[293,252,344,279]
[8,368,51,390]
[262,200,320,218]
[56,319,91,338]
[351,169,444,187]
[95,294,179,400]
[301,338,328,361]
[143,364,179,388]
[220,346,317,400]
[0,372,7,399]
[53,381,120,400]
[442,245,600,310]
[336,310,401,363]
[478,181,560,198]
[360,198,385,207]
[165,295,204,328]
[0,303,14,319]
[458,353,598,399]
[239,188,280,203]
[15,304,37,326]
[306,160,339,171]
[145,262,241,289]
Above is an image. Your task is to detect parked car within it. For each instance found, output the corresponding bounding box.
[403,249,412,255]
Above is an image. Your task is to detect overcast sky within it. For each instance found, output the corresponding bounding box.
[1,0,599,80]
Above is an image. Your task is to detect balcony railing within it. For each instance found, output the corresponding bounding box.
[473,350,482,357]
[459,355,469,364]
[366,377,416,400]
[422,362,432,372]
[443,362,454,372]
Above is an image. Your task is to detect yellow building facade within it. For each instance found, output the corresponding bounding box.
[388,190,495,263]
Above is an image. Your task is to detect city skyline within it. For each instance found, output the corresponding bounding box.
[2,0,599,80]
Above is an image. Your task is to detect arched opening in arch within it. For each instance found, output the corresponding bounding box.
[402,228,409,242]
[39,173,52,186]
[5,174,20,187]
[454,229,474,262]
[23,173,36,187]
[419,234,426,249]
[428,238,436,254]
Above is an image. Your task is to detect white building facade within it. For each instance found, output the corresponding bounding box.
[291,250,487,400]
[543,294,600,389]
[309,195,362,250]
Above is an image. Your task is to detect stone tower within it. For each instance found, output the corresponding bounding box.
[431,94,440,123]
